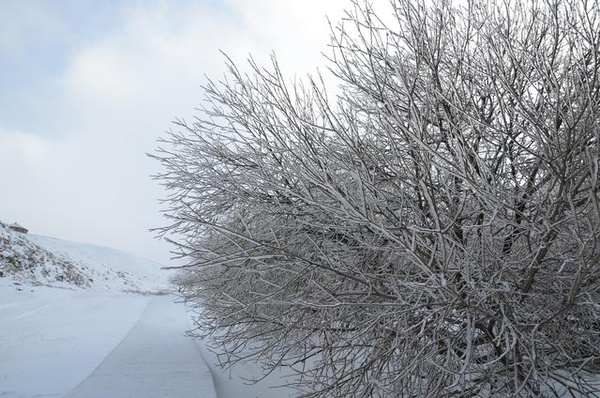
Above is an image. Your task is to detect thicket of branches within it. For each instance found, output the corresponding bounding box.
[154,0,600,396]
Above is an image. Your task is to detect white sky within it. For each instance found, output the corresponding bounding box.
[0,0,349,264]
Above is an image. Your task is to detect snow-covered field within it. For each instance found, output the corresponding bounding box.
[0,226,296,398]
[0,283,153,397]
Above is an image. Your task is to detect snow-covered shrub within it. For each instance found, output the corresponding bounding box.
[154,0,600,396]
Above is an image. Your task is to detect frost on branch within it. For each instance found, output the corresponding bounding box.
[153,0,600,396]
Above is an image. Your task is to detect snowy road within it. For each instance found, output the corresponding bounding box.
[63,295,216,398]
[0,284,294,398]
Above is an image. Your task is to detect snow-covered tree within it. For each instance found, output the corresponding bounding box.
[153,0,600,396]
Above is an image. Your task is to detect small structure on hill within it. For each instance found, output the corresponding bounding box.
[9,222,29,234]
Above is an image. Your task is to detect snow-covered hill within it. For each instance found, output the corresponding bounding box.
[0,221,170,292]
